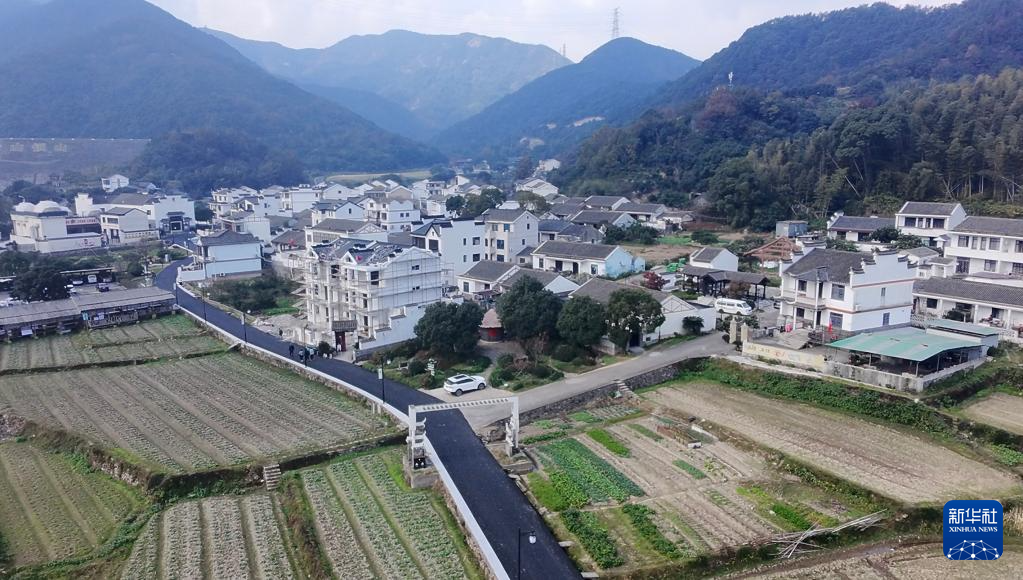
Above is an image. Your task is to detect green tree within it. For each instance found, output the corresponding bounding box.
[445,195,466,213]
[557,296,607,349]
[826,238,859,251]
[194,201,214,222]
[682,316,705,335]
[603,223,659,245]
[606,289,665,349]
[11,266,69,301]
[868,225,901,243]
[461,187,505,218]
[496,277,562,346]
[690,230,719,245]
[413,301,484,358]
[0,251,32,276]
[515,191,551,214]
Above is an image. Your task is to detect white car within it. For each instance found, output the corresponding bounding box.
[444,374,486,396]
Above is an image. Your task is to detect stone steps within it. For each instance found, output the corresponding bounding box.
[263,463,282,491]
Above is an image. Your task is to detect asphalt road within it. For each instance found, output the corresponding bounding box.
[155,262,579,580]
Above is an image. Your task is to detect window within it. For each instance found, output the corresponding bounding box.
[830,284,845,300]
[971,237,979,250]
[463,256,467,262]
[956,258,970,274]
[829,313,843,329]
[503,224,510,232]
[527,223,531,230]
[903,217,917,228]
[926,298,938,309]
[472,254,480,261]
[958,236,970,248]
[496,255,505,262]
[590,264,598,275]
[496,240,505,250]
[882,313,891,326]
[538,258,544,268]
[521,239,526,246]
[933,218,945,229]
[990,237,1001,251]
[370,271,379,280]
[462,238,467,245]
[836,231,846,240]
[795,307,805,319]
[1013,263,1023,277]
[1016,240,1023,253]
[463,282,469,292]
[984,260,997,272]
[412,264,421,271]
[880,287,886,297]
[797,280,807,293]
[472,237,480,245]
[492,224,498,232]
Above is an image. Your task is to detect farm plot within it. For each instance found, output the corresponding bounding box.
[0,353,393,473]
[964,393,1023,436]
[0,441,143,567]
[647,383,1021,504]
[0,317,223,373]
[120,493,296,579]
[301,449,476,580]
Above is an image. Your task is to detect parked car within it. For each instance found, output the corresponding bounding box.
[443,374,486,396]
[714,298,753,316]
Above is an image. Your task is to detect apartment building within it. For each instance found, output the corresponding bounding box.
[895,202,966,248]
[410,218,486,284]
[303,239,443,352]
[481,209,540,263]
[778,245,915,332]
[946,216,1023,277]
[360,198,421,232]
[280,185,321,214]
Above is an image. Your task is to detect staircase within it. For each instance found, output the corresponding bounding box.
[263,464,282,491]
[777,328,811,350]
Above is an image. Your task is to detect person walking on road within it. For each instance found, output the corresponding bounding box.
[289,344,295,358]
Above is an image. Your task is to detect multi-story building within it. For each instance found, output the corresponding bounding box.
[100,207,159,245]
[689,247,738,272]
[895,201,966,248]
[311,201,365,225]
[481,209,540,263]
[914,276,1023,337]
[280,185,321,214]
[10,201,102,253]
[410,218,486,284]
[209,187,258,217]
[826,212,895,247]
[777,245,915,332]
[216,211,272,244]
[303,239,443,352]
[946,216,1023,277]
[76,191,195,233]
[359,198,420,232]
[306,219,389,246]
[182,230,263,281]
[101,174,130,192]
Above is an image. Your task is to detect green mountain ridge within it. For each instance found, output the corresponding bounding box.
[0,0,444,172]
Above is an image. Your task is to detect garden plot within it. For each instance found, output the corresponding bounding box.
[964,393,1023,436]
[0,441,143,567]
[120,494,296,579]
[0,353,392,473]
[646,383,1021,504]
[300,449,476,580]
[0,316,222,373]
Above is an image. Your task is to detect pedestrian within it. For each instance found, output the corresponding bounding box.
[278,328,283,339]
[289,344,295,358]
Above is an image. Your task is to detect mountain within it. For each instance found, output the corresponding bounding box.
[656,0,1023,107]
[434,38,700,160]
[208,29,571,134]
[0,0,444,173]
[557,0,1023,228]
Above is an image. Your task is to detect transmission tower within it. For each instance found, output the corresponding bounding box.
[562,43,567,58]
[611,7,620,40]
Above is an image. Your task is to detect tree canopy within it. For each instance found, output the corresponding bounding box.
[413,301,484,359]
[556,296,607,349]
[496,277,562,345]
[606,289,665,349]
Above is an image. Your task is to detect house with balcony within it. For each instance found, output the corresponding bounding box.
[359,198,421,232]
[569,210,636,231]
[216,211,272,243]
[410,218,486,284]
[532,241,645,278]
[777,245,915,333]
[481,209,540,263]
[184,230,263,280]
[305,219,389,246]
[896,201,966,248]
[280,185,321,214]
[826,213,895,249]
[303,239,443,353]
[100,207,158,246]
[914,276,1023,340]
[946,216,1023,278]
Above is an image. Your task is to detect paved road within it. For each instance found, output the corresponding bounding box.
[156,263,579,580]
[448,334,734,429]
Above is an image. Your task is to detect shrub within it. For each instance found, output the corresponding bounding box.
[529,364,553,379]
[553,344,580,362]
[496,354,514,368]
[407,359,427,376]
[490,368,512,384]
[573,356,595,367]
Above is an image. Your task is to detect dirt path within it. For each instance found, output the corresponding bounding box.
[964,393,1023,435]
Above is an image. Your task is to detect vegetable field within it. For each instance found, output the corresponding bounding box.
[647,382,1021,504]
[0,316,223,373]
[0,353,392,473]
[120,494,296,579]
[301,449,477,579]
[0,441,143,567]
[964,393,1023,436]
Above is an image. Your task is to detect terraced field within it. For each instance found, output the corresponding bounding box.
[647,383,1021,504]
[300,449,476,580]
[0,441,143,567]
[964,393,1023,435]
[120,494,296,579]
[0,353,393,473]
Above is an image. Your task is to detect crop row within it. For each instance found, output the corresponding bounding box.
[561,509,623,569]
[302,469,375,579]
[586,429,630,457]
[539,438,643,504]
[0,332,222,372]
[202,498,250,578]
[161,501,203,578]
[622,505,682,559]
[241,495,295,579]
[119,515,160,580]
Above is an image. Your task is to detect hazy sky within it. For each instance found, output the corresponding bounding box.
[149,0,960,61]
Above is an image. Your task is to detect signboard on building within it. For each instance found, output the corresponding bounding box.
[332,320,357,332]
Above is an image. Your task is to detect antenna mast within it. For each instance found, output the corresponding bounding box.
[611,7,620,40]
[562,43,567,58]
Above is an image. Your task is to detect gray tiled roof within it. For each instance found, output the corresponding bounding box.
[534,240,618,260]
[461,260,516,282]
[584,195,628,208]
[784,249,873,284]
[311,218,372,232]
[951,216,1023,237]
[481,208,529,223]
[616,202,665,214]
[104,206,139,216]
[271,230,305,248]
[915,278,1023,308]
[829,215,895,232]
[499,268,562,291]
[571,278,671,305]
[900,246,940,259]
[539,219,572,233]
[899,201,961,216]
[570,210,628,225]
[196,230,259,246]
[690,247,723,262]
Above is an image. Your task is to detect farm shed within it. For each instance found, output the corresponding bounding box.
[0,287,175,339]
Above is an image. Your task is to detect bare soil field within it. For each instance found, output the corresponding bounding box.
[623,243,693,265]
[0,441,143,567]
[731,541,1023,579]
[646,383,1021,504]
[964,393,1023,435]
[0,353,393,473]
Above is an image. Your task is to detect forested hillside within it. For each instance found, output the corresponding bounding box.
[557,0,1023,230]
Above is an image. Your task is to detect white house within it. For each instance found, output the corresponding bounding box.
[539,220,604,244]
[306,219,389,246]
[280,185,321,214]
[10,201,102,253]
[495,268,579,296]
[583,196,629,210]
[360,198,420,232]
[778,245,915,332]
[101,174,130,192]
[896,201,967,249]
[216,211,273,244]
[75,191,195,233]
[532,241,645,278]
[826,213,895,248]
[269,230,307,280]
[688,247,739,272]
[616,202,666,226]
[311,201,366,226]
[481,209,540,263]
[303,239,444,353]
[570,278,715,352]
[946,216,1023,278]
[569,210,636,230]
[914,276,1023,338]
[187,230,263,280]
[515,177,560,199]
[457,260,518,294]
[410,218,486,284]
[209,187,258,217]
[100,207,158,246]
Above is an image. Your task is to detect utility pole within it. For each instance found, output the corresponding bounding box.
[561,43,567,59]
[611,7,620,40]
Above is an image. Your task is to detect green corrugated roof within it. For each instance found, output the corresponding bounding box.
[829,328,977,362]
[924,319,1002,337]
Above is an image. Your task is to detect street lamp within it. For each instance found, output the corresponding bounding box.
[517,528,536,580]
[242,310,250,343]
[200,287,208,321]
[378,367,386,407]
